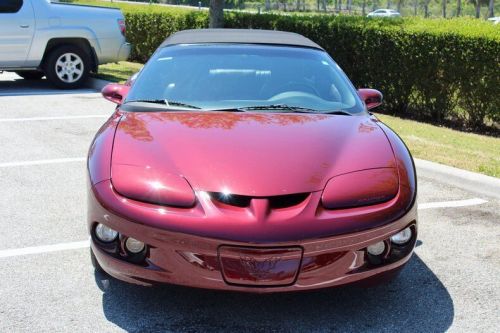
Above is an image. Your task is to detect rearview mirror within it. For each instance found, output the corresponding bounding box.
[101,83,130,105]
[357,88,383,110]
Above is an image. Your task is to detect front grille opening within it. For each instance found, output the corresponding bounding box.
[269,193,309,209]
[210,192,252,208]
[209,192,309,209]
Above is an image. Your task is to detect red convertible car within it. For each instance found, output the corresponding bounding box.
[88,29,417,292]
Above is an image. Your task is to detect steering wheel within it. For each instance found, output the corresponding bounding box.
[272,81,320,97]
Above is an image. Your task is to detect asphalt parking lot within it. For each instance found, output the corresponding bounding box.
[0,72,499,333]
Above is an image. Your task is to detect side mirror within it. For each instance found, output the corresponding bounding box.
[357,88,383,110]
[101,83,130,105]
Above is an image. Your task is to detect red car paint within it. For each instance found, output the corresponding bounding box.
[88,37,417,292]
[87,108,417,291]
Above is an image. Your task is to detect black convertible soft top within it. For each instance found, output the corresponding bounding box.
[160,29,324,50]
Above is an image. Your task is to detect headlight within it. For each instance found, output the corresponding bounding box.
[367,241,386,256]
[390,227,413,245]
[321,168,399,209]
[111,164,196,207]
[95,223,118,242]
[125,237,145,254]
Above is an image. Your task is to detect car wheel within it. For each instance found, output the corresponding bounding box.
[15,71,45,80]
[44,45,90,89]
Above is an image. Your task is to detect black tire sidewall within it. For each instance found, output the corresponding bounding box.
[44,45,90,89]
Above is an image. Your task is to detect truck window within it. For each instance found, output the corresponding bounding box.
[0,0,23,13]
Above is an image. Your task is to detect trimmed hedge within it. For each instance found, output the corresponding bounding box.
[122,9,499,129]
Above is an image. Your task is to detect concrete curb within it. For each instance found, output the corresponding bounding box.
[86,77,110,91]
[415,158,500,199]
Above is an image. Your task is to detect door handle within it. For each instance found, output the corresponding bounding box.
[20,24,30,28]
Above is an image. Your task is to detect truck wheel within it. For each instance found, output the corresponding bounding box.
[15,71,44,80]
[44,45,90,89]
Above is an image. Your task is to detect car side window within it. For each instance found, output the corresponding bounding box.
[0,0,23,13]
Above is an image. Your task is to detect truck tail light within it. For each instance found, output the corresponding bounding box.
[117,19,126,37]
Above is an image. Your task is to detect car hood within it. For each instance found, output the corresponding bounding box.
[111,111,396,196]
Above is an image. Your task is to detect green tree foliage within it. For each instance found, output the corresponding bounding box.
[123,9,499,129]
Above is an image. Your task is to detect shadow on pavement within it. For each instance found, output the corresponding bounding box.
[0,74,96,96]
[96,255,454,332]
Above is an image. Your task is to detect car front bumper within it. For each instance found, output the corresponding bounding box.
[88,180,417,293]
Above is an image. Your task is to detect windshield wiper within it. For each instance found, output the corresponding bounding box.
[125,99,201,110]
[239,104,316,112]
[232,104,352,115]
[126,101,352,115]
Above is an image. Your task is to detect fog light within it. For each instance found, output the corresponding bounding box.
[95,223,118,242]
[391,227,412,245]
[367,241,386,256]
[125,237,145,254]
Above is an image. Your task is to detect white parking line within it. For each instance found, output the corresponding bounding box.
[0,157,85,168]
[0,115,108,122]
[418,198,488,210]
[0,198,489,259]
[0,240,89,259]
[0,90,97,97]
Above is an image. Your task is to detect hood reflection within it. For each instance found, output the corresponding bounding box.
[118,111,328,141]
[358,121,377,133]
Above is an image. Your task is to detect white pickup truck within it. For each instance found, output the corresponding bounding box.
[0,0,131,88]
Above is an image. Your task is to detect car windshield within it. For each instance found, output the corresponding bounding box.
[125,44,364,114]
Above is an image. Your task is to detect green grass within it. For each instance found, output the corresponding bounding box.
[94,61,143,83]
[377,114,500,178]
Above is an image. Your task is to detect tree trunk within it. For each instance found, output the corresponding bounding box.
[424,2,429,17]
[456,0,461,16]
[321,0,327,11]
[265,0,270,10]
[362,0,367,15]
[442,0,446,17]
[387,0,391,8]
[397,0,402,12]
[209,0,224,28]
[488,0,495,17]
[348,0,352,12]
[475,1,480,18]
[413,0,417,15]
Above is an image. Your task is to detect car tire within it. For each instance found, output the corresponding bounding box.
[44,45,90,89]
[15,71,45,80]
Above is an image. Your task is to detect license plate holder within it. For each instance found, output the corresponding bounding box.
[218,246,303,287]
